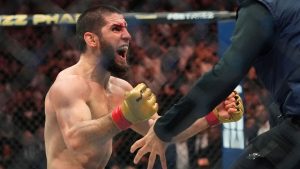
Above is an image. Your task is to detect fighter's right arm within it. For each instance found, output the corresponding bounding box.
[50,79,158,153]
[49,78,120,152]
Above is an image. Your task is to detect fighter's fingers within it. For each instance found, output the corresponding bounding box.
[143,88,152,99]
[147,152,157,169]
[227,107,238,114]
[130,138,144,153]
[152,103,158,113]
[148,94,157,105]
[134,146,149,164]
[225,102,236,110]
[225,97,235,104]
[135,83,147,92]
[234,94,241,102]
[159,153,168,169]
[227,91,236,99]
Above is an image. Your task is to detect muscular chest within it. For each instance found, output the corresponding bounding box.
[87,83,124,119]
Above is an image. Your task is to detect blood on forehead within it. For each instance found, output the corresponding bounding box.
[106,15,128,27]
[113,22,127,28]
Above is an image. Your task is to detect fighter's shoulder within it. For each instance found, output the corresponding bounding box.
[49,73,91,100]
[109,76,133,92]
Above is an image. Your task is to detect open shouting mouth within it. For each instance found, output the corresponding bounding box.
[116,44,128,63]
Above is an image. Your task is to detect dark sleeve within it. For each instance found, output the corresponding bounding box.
[154,2,275,142]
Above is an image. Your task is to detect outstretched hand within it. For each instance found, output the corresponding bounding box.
[130,91,244,169]
[130,125,168,169]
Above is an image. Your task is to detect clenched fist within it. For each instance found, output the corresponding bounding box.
[205,91,244,126]
[216,91,244,123]
[112,83,158,130]
[121,83,158,123]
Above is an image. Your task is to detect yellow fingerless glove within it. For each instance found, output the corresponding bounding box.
[205,91,244,126]
[216,92,244,123]
[112,83,158,130]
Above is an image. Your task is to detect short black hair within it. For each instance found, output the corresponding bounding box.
[76,5,122,52]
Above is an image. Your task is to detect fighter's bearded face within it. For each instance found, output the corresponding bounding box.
[98,13,131,77]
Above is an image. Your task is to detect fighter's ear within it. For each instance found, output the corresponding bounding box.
[83,32,98,48]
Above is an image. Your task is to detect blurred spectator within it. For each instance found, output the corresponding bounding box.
[0,138,21,169]
[0,113,15,139]
[245,117,259,143]
[198,126,222,169]
[255,104,270,136]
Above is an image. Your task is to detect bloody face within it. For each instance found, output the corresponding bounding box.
[98,13,131,77]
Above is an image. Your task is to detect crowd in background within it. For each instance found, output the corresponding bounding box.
[0,0,272,169]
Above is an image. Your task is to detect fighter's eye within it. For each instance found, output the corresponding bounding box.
[112,26,122,32]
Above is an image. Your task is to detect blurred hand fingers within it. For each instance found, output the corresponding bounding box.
[130,138,144,153]
[147,152,156,169]
[134,146,149,164]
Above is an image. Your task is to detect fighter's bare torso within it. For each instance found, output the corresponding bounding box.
[44,65,131,169]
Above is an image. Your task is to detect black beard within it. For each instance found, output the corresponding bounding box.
[99,39,129,78]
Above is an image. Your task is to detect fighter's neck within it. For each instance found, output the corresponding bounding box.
[76,54,111,88]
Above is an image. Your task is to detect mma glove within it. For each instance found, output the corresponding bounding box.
[205,91,244,126]
[112,83,158,130]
